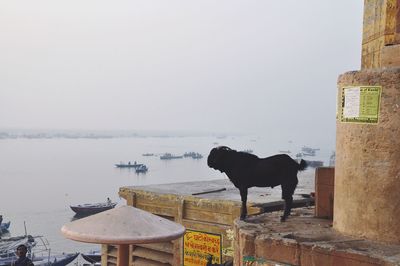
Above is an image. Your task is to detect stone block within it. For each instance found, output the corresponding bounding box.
[301,243,385,266]
[234,226,256,266]
[254,236,299,265]
[315,167,334,219]
[381,44,400,67]
[300,244,332,266]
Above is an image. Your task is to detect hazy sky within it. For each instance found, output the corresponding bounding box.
[0,1,363,145]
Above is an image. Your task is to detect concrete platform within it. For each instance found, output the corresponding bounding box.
[234,207,400,266]
[123,176,314,205]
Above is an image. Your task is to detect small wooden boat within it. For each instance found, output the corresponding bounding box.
[301,146,319,156]
[115,161,142,168]
[0,235,37,259]
[32,252,80,266]
[135,164,148,173]
[304,160,324,168]
[70,202,117,216]
[183,152,203,159]
[160,153,183,160]
[81,250,101,264]
[0,236,79,266]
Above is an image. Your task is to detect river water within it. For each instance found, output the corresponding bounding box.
[0,134,333,263]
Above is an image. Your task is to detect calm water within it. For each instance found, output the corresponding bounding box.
[0,135,332,263]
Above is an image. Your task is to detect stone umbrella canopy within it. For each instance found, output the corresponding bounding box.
[61,205,186,265]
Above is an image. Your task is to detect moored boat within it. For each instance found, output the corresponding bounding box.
[304,160,324,168]
[0,236,79,266]
[115,161,143,168]
[183,152,203,159]
[160,153,183,160]
[0,235,37,259]
[135,164,148,173]
[70,202,117,216]
[301,146,319,156]
[0,222,10,233]
[81,250,101,264]
[32,252,80,266]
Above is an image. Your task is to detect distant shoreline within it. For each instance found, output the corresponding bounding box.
[0,130,236,140]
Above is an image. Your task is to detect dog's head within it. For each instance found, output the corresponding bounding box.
[207,146,232,172]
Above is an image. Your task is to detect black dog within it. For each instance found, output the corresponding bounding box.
[207,146,307,221]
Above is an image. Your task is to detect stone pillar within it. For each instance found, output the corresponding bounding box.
[334,68,400,243]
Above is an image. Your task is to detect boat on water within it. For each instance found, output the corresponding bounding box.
[160,153,183,160]
[81,250,101,264]
[301,146,319,156]
[183,152,203,159]
[115,161,142,168]
[115,161,149,173]
[142,153,154,156]
[0,222,10,233]
[0,235,36,259]
[304,160,324,168]
[36,253,79,266]
[0,236,79,266]
[135,164,148,173]
[31,252,79,266]
[191,153,203,159]
[183,152,195,157]
[70,201,117,216]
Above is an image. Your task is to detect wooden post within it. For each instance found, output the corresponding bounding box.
[101,244,108,265]
[117,244,129,266]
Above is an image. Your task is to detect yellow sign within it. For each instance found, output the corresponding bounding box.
[183,229,222,266]
[340,86,382,124]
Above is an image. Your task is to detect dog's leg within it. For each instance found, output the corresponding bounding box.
[281,196,293,222]
[281,180,297,222]
[239,188,248,220]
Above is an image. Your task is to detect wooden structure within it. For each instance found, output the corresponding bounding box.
[61,205,185,266]
[118,181,256,265]
[117,179,314,265]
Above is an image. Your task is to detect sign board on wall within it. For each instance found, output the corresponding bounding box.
[340,86,382,124]
[183,229,222,266]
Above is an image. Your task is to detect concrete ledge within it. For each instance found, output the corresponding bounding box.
[234,208,400,266]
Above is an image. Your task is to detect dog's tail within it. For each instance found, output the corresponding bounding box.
[298,159,307,171]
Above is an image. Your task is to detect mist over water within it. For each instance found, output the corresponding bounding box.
[0,134,331,257]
